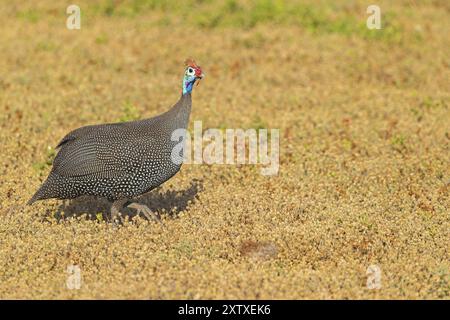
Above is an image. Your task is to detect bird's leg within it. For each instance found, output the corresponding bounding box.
[127,202,162,224]
[110,199,129,224]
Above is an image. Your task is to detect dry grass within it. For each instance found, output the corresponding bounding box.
[0,0,449,299]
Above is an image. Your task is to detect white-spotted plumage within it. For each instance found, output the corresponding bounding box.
[28,93,192,204]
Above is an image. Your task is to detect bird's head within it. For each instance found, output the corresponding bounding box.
[182,58,204,95]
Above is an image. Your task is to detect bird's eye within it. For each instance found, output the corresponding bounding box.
[188,68,194,74]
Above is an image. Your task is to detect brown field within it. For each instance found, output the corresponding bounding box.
[0,0,449,299]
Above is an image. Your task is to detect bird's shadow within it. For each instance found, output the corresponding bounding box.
[55,179,203,222]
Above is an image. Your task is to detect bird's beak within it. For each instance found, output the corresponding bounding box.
[195,69,204,86]
[195,68,204,79]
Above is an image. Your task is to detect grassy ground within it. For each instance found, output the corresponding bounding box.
[0,0,449,299]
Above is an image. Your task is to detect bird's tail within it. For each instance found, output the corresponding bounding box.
[27,180,52,205]
[27,188,44,205]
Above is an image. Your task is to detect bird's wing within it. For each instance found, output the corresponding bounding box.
[52,123,149,179]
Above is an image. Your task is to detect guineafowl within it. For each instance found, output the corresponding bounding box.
[28,59,204,223]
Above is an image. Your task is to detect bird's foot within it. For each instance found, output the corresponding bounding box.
[127,203,163,224]
[110,199,127,225]
[111,215,123,225]
[109,209,123,225]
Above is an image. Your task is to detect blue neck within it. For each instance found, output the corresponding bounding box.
[182,77,196,95]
